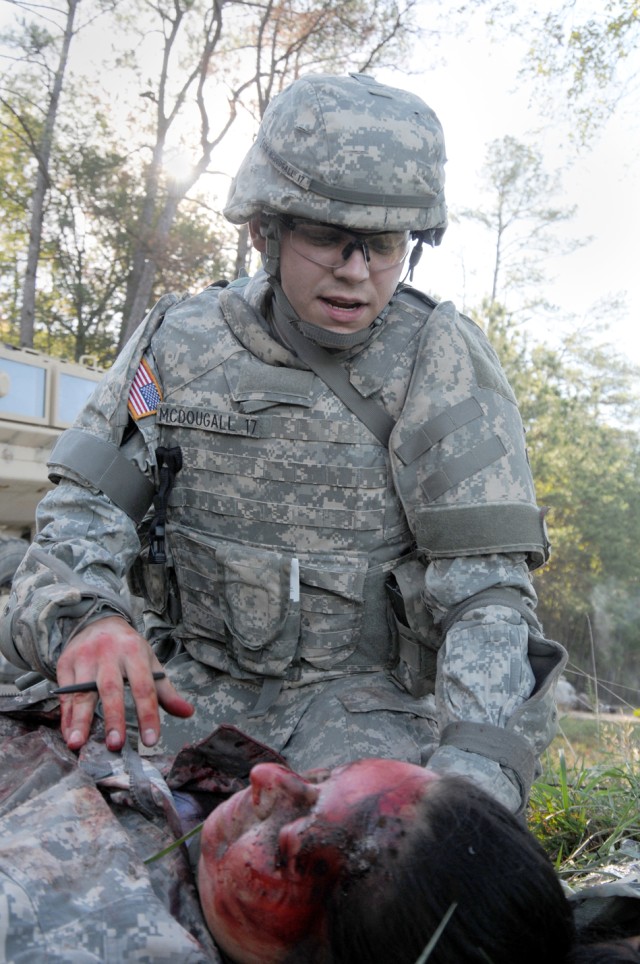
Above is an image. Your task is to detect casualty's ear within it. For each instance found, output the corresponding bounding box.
[249,216,266,252]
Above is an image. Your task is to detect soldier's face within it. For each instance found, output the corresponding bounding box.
[198,758,438,964]
[252,219,405,333]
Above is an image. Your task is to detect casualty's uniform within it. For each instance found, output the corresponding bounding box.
[1,270,565,813]
[0,704,290,963]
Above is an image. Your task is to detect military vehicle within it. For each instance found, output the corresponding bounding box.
[0,343,104,680]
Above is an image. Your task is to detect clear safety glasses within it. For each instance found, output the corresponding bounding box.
[281,218,411,272]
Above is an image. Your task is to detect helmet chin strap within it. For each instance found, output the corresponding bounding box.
[258,212,282,279]
[402,236,424,283]
[270,278,378,350]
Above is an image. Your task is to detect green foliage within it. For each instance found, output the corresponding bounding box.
[148,199,234,298]
[529,723,640,883]
[2,0,424,353]
[0,66,233,362]
[1,17,57,61]
[464,130,640,703]
[532,0,640,132]
[477,301,640,699]
[465,0,640,138]
[0,99,37,333]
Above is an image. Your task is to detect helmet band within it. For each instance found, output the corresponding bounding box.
[259,132,444,210]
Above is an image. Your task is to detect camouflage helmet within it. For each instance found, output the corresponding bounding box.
[224,72,448,244]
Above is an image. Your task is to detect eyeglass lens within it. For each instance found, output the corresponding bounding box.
[288,222,410,270]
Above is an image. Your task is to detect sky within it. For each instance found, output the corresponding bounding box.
[377,13,640,369]
[2,1,638,369]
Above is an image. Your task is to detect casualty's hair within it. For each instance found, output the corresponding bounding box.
[281,774,640,964]
[325,774,575,964]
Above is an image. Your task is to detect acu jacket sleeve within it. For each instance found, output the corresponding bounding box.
[0,295,185,677]
[389,300,567,813]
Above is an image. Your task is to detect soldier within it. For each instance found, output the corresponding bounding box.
[1,72,566,814]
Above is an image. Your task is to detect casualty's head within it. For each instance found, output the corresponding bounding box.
[197,760,575,964]
[223,73,448,339]
[197,758,439,964]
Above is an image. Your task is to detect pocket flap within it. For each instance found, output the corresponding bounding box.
[299,552,368,602]
[225,357,317,410]
[339,683,437,720]
[217,546,292,650]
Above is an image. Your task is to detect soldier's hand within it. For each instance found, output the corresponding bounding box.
[56,615,194,752]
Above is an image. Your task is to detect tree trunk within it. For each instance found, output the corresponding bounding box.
[117,192,182,350]
[19,0,79,347]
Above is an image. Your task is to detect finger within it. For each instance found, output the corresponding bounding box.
[59,693,76,742]
[55,657,97,747]
[156,678,195,720]
[129,674,195,748]
[63,692,100,750]
[126,669,165,748]
[94,674,127,751]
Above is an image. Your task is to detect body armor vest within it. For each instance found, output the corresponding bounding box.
[150,281,424,682]
[48,274,548,690]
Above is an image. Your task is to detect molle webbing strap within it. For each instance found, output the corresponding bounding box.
[440,721,537,804]
[439,587,539,638]
[121,742,160,819]
[246,677,284,718]
[421,436,506,502]
[416,502,549,563]
[274,314,396,446]
[394,396,483,465]
[48,428,155,524]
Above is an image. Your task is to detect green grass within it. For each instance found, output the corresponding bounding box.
[528,714,640,884]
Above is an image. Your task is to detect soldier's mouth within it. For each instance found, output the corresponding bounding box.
[322,297,364,310]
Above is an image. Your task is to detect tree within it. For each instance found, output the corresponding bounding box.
[527,0,640,135]
[1,0,421,354]
[466,0,640,139]
[33,106,232,364]
[460,132,640,703]
[475,302,640,705]
[459,135,580,317]
[0,98,34,336]
[115,0,234,350]
[1,0,81,346]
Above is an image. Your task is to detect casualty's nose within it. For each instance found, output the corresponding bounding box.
[250,763,319,817]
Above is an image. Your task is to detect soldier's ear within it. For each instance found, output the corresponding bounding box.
[249,216,266,253]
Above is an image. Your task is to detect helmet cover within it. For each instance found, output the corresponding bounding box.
[224,72,447,242]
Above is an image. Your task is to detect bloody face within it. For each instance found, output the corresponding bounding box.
[197,758,439,964]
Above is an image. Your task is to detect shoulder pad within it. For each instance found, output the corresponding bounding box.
[395,283,439,312]
[226,276,252,292]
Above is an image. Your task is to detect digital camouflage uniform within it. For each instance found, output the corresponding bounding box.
[0,701,290,963]
[1,73,566,814]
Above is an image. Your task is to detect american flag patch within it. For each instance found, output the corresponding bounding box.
[128,358,162,420]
